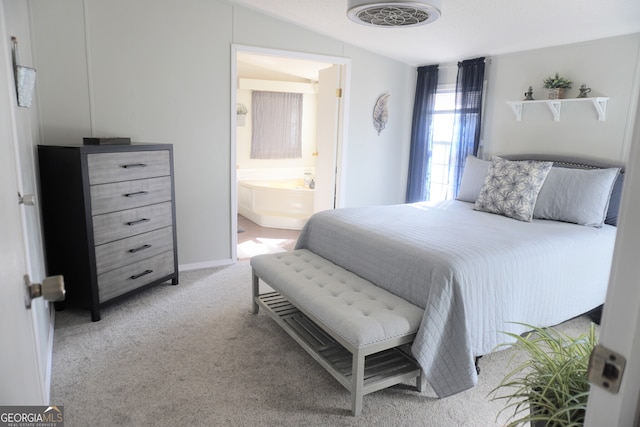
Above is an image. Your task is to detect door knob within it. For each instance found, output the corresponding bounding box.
[24,274,65,309]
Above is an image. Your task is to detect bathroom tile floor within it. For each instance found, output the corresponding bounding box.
[237,215,300,260]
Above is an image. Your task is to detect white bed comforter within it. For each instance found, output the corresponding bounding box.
[295,200,617,397]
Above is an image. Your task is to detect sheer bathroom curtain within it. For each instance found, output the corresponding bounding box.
[251,91,303,159]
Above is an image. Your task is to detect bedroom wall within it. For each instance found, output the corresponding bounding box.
[433,34,640,165]
[339,45,415,207]
[28,0,415,268]
[482,34,640,163]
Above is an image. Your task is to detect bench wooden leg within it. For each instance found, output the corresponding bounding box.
[416,369,426,393]
[351,351,365,416]
[252,270,259,314]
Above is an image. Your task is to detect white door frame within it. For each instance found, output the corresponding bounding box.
[585,85,640,426]
[314,64,343,213]
[229,44,351,262]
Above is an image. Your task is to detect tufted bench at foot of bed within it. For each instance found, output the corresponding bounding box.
[250,249,426,416]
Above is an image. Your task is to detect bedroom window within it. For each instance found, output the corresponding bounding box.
[429,87,456,201]
[251,91,303,159]
[406,57,485,203]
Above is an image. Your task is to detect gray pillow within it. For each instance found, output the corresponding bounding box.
[475,156,553,222]
[605,172,624,226]
[533,167,620,227]
[457,156,490,203]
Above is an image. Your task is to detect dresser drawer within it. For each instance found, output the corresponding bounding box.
[97,250,175,303]
[95,226,174,275]
[92,201,173,245]
[87,150,170,185]
[90,176,172,215]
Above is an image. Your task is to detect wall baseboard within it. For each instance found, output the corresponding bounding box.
[178,259,235,272]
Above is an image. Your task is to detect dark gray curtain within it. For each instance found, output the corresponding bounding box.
[449,57,485,198]
[251,91,303,159]
[405,65,439,203]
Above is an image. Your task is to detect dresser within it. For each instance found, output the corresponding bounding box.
[37,144,178,321]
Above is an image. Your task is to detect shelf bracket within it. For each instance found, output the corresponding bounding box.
[508,102,523,121]
[591,98,607,121]
[546,101,562,122]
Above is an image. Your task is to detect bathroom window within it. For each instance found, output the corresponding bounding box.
[251,91,303,159]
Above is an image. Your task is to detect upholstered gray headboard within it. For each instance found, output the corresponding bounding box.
[501,154,625,226]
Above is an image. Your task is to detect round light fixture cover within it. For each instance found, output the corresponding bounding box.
[347,0,442,27]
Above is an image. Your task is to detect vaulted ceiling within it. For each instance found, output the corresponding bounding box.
[228,0,640,66]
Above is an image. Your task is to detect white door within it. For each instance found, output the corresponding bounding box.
[0,128,46,405]
[585,90,640,425]
[314,65,343,212]
[0,1,52,405]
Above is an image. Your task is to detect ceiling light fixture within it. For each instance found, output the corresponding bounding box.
[347,0,441,27]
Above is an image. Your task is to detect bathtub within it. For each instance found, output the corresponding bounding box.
[238,179,314,230]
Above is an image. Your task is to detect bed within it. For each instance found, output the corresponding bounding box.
[294,154,624,398]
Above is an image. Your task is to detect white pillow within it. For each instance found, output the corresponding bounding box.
[475,156,553,222]
[457,156,490,203]
[533,167,620,227]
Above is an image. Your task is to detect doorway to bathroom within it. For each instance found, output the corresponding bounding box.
[231,46,350,260]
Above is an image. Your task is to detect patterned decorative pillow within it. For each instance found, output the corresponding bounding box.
[474,156,553,222]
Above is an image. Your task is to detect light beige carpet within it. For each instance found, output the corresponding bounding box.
[50,261,596,426]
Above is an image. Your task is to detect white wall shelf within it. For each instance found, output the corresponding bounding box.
[507,97,609,122]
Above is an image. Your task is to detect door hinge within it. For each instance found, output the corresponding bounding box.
[18,192,36,206]
[588,344,626,394]
[336,88,343,98]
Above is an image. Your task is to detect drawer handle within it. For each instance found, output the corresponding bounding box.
[130,269,153,280]
[123,191,149,198]
[125,218,150,226]
[129,244,151,253]
[121,163,148,168]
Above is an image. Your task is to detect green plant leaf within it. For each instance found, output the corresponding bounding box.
[489,322,596,427]
[543,72,573,89]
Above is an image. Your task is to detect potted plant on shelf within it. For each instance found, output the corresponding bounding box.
[490,323,596,427]
[543,72,572,99]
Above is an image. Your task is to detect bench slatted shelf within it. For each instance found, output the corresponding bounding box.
[251,249,425,416]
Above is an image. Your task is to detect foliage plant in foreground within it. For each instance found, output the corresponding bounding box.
[490,323,596,427]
